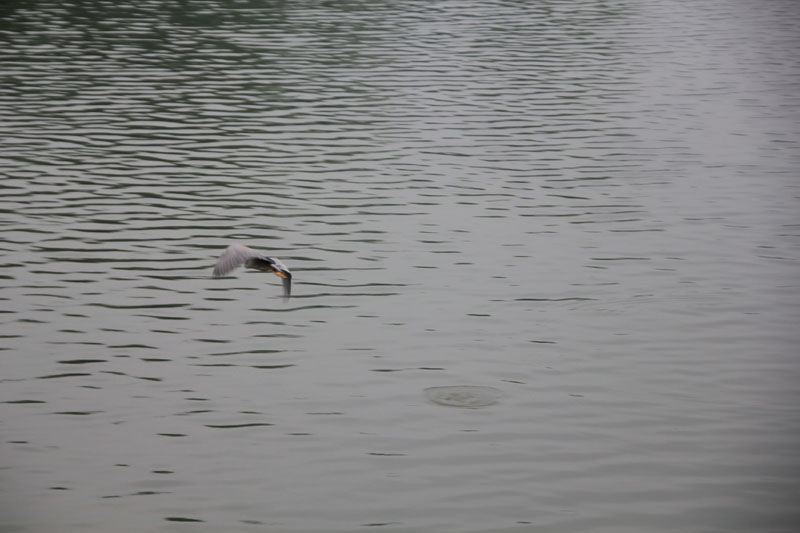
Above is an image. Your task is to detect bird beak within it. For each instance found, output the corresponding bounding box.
[272,267,291,281]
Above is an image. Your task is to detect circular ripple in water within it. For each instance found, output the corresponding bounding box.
[424,386,501,409]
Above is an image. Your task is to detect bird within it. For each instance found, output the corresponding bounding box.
[212,244,292,300]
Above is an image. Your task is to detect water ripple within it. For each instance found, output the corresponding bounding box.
[2,0,799,531]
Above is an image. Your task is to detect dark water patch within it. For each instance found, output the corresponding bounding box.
[27,293,71,299]
[591,256,651,261]
[58,359,106,364]
[515,297,597,303]
[88,302,191,309]
[107,344,157,349]
[37,373,91,379]
[204,423,273,429]
[209,350,284,357]
[371,367,445,373]
[133,314,191,320]
[250,304,358,312]
[367,452,406,457]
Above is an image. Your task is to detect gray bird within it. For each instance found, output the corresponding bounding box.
[212,244,292,299]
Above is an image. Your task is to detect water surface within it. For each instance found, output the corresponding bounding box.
[1,0,799,531]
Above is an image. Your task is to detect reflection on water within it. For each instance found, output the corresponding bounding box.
[2,0,800,531]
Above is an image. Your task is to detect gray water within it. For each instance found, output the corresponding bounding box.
[2,0,799,531]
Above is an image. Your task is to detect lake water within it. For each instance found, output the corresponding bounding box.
[1,0,799,531]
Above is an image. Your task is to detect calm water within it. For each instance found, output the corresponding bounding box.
[2,0,799,531]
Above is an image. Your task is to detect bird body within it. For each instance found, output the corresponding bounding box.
[212,244,291,299]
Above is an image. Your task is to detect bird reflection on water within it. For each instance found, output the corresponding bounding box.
[212,244,292,300]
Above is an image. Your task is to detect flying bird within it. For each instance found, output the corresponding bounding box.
[212,244,292,299]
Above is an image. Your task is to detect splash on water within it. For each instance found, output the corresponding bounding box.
[424,386,501,409]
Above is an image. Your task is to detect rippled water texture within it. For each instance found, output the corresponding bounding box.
[2,0,799,531]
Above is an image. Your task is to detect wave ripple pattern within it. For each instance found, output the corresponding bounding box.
[1,1,799,532]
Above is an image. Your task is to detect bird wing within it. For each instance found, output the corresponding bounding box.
[212,244,260,277]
